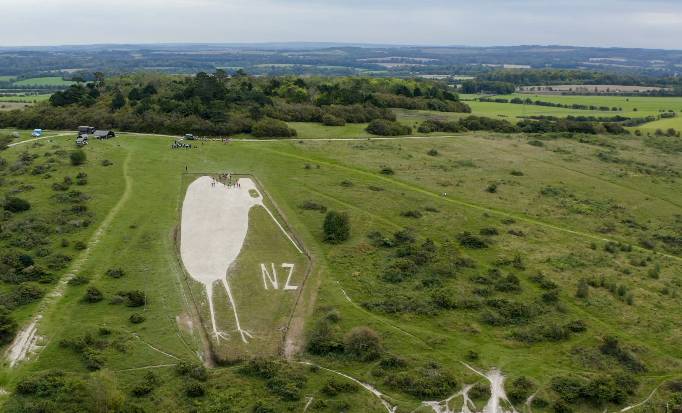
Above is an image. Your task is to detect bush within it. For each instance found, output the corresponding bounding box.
[457,232,488,249]
[129,313,146,324]
[0,306,17,344]
[307,319,343,355]
[401,210,422,219]
[84,287,103,303]
[70,150,87,166]
[507,376,535,404]
[3,196,31,213]
[344,326,383,361]
[323,211,350,243]
[385,364,458,399]
[118,290,146,307]
[427,148,439,156]
[321,114,346,126]
[176,361,208,381]
[299,201,327,213]
[185,382,205,397]
[106,268,125,278]
[252,118,297,138]
[366,119,412,136]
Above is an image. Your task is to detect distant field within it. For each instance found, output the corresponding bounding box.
[0,94,52,103]
[0,102,31,111]
[12,76,74,86]
[461,93,682,133]
[0,75,16,82]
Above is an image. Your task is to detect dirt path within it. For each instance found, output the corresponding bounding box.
[5,151,133,367]
[7,133,73,148]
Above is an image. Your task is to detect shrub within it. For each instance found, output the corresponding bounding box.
[321,114,346,126]
[401,210,422,219]
[0,306,17,344]
[3,196,31,212]
[106,268,125,278]
[457,232,488,249]
[307,319,343,355]
[101,159,113,167]
[70,150,87,166]
[507,376,535,404]
[299,201,327,213]
[74,241,87,250]
[321,379,358,396]
[84,287,103,303]
[427,148,439,156]
[385,364,458,399]
[486,183,498,193]
[119,290,146,307]
[129,313,146,324]
[176,361,208,381]
[252,118,297,138]
[185,382,205,397]
[323,211,350,243]
[344,326,383,361]
[380,166,394,175]
[366,119,412,136]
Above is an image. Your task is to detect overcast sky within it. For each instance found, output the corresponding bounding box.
[1,0,681,49]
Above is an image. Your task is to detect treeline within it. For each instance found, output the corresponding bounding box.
[0,72,471,138]
[461,80,516,94]
[479,96,622,111]
[477,68,682,87]
[418,116,630,135]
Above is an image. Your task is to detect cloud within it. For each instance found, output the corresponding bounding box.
[0,0,680,48]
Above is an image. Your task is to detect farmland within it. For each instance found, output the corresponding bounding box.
[0,120,681,412]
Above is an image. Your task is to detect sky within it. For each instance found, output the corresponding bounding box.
[1,0,682,49]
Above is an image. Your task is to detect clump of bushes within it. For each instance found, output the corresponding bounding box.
[129,313,145,324]
[252,118,297,138]
[299,200,327,213]
[3,196,31,213]
[400,210,422,219]
[69,150,87,166]
[321,114,346,126]
[323,211,350,243]
[83,287,103,303]
[106,268,125,278]
[343,326,383,361]
[457,232,488,249]
[385,363,459,399]
[366,119,412,136]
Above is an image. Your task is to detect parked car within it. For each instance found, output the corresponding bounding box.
[31,129,43,137]
[184,133,196,140]
[76,134,89,146]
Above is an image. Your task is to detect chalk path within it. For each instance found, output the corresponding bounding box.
[180,176,300,344]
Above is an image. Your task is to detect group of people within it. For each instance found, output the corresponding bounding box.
[172,141,193,149]
[210,172,241,189]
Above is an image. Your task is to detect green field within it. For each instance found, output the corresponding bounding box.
[472,93,682,133]
[0,126,682,412]
[11,77,74,87]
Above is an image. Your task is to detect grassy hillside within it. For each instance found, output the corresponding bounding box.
[0,127,681,412]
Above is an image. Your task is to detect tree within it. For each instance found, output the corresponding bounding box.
[323,211,350,243]
[111,90,126,111]
[70,150,87,166]
[343,326,382,361]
